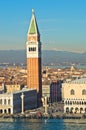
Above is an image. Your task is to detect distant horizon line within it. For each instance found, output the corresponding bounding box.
[0,49,85,54]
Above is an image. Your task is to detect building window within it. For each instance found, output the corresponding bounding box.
[65,101,67,105]
[66,107,69,113]
[29,48,31,51]
[0,99,2,105]
[70,107,73,113]
[4,99,6,105]
[70,89,75,95]
[80,108,83,113]
[85,108,86,112]
[31,48,33,51]
[84,102,86,105]
[29,47,36,52]
[8,99,10,105]
[82,89,86,95]
[33,47,36,51]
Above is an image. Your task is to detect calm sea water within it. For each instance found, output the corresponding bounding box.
[0,119,86,130]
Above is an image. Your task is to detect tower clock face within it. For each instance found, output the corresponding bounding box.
[31,37,34,41]
[29,36,36,42]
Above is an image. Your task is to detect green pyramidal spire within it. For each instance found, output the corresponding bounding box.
[28,9,40,35]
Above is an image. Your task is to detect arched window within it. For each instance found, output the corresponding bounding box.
[82,101,84,105]
[84,102,86,105]
[80,101,81,104]
[32,48,34,51]
[4,109,7,114]
[0,99,2,105]
[70,101,72,105]
[85,108,86,112]
[70,89,75,95]
[70,107,73,113]
[77,101,79,105]
[80,108,83,113]
[8,108,11,114]
[65,101,67,105]
[31,48,33,51]
[8,99,10,105]
[29,47,31,51]
[82,89,86,95]
[66,107,69,113]
[67,101,69,105]
[4,99,6,105]
[33,47,36,51]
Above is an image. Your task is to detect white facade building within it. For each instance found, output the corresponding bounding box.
[62,78,86,114]
[0,89,37,114]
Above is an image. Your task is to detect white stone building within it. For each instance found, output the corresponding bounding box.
[62,78,86,114]
[0,89,37,114]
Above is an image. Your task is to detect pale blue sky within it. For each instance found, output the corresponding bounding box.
[0,0,86,52]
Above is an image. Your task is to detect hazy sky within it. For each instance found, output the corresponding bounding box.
[0,0,86,52]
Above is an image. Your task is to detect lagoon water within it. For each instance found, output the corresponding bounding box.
[0,119,86,130]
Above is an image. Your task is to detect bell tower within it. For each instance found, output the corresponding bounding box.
[26,9,42,104]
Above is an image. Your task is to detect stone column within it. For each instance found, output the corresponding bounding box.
[44,97,48,115]
[2,98,4,105]
[11,108,13,114]
[6,109,8,114]
[42,97,48,115]
[21,93,24,114]
[2,109,4,114]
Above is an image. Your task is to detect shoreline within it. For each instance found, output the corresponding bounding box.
[0,113,86,120]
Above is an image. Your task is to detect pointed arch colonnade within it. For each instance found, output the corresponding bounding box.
[64,99,86,114]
